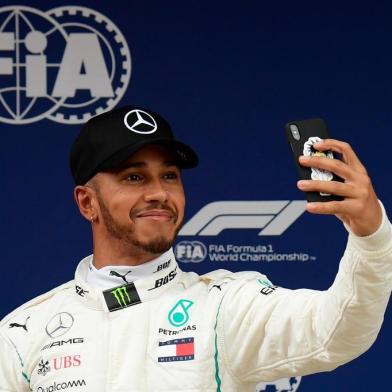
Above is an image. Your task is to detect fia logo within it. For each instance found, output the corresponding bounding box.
[175,241,207,263]
[0,6,131,124]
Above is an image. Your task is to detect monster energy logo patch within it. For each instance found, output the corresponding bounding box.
[112,287,130,306]
[103,283,141,312]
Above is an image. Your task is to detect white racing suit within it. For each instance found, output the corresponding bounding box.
[0,208,391,392]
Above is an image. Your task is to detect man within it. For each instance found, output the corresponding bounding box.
[0,105,391,392]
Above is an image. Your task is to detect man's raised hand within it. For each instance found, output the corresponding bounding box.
[297,139,382,236]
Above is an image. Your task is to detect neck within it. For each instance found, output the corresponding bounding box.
[92,235,166,269]
[86,248,175,289]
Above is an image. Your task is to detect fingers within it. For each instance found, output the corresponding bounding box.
[298,138,368,180]
[311,139,367,174]
[295,138,381,235]
[297,179,353,197]
[299,154,353,181]
[305,201,347,215]
[298,172,372,200]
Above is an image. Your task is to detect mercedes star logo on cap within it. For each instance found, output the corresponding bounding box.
[45,312,74,338]
[123,109,157,134]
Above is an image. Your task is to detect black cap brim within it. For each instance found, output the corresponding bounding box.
[96,138,198,174]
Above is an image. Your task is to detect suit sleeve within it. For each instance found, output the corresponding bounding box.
[219,204,392,384]
[0,331,29,392]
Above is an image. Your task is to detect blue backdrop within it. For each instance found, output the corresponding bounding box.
[0,1,390,391]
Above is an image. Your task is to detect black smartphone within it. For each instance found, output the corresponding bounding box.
[284,118,344,202]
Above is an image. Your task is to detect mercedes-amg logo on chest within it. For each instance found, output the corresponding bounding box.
[45,312,74,338]
[123,109,157,134]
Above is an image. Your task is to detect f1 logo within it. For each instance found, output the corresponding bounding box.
[178,201,306,236]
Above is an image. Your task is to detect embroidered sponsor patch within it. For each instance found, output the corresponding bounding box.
[103,283,141,312]
[158,337,194,362]
[168,299,193,327]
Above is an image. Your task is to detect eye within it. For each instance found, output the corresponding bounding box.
[125,173,143,182]
[163,172,179,181]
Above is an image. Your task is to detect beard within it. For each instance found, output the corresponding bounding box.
[95,190,182,255]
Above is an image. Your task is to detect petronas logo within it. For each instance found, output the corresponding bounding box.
[111,286,131,307]
[168,299,194,327]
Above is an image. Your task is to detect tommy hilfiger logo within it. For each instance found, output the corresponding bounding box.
[103,283,141,312]
[158,337,195,362]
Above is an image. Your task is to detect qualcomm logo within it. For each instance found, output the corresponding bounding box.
[0,5,131,124]
[178,201,306,236]
[256,376,302,392]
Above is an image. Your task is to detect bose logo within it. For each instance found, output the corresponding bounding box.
[178,201,306,236]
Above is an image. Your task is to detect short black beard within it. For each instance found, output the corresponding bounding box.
[95,189,181,255]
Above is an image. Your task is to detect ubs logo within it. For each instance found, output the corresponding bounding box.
[0,5,131,124]
[37,355,82,376]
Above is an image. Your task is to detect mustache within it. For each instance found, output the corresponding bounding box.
[130,203,178,222]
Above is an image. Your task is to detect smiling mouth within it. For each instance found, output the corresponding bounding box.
[135,210,174,222]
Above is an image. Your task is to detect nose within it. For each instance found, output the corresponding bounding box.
[144,179,169,203]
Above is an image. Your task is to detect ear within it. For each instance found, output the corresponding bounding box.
[74,185,98,223]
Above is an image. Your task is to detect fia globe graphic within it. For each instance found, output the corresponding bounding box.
[0,5,131,124]
[175,241,208,263]
[256,377,302,392]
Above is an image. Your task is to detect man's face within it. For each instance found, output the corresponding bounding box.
[91,144,185,256]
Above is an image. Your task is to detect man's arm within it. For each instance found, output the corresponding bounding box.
[216,140,391,383]
[218,207,391,383]
[0,332,28,391]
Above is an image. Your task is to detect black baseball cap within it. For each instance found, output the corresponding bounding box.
[70,105,198,185]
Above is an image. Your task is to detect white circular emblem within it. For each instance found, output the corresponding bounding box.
[256,376,302,392]
[0,5,131,124]
[175,241,208,263]
[124,109,158,134]
[45,312,74,338]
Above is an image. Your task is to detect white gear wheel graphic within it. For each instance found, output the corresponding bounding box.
[46,6,131,124]
[0,5,131,125]
[0,6,69,124]
[256,376,302,392]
